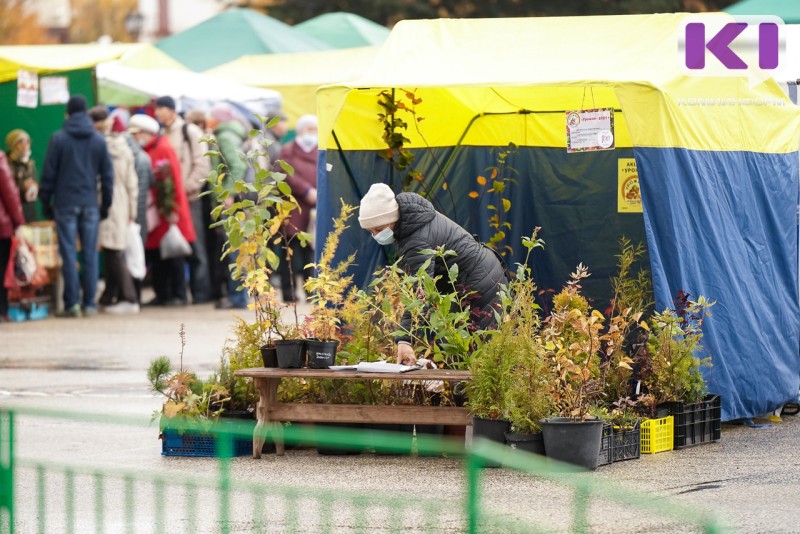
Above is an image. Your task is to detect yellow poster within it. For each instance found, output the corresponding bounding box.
[618,158,642,213]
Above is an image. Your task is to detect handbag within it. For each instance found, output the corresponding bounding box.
[159,223,192,260]
[4,236,49,300]
[125,222,146,279]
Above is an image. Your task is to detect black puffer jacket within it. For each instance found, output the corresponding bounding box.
[395,192,506,341]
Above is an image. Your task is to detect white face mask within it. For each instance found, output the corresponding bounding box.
[296,132,318,152]
[372,227,395,245]
[20,150,31,163]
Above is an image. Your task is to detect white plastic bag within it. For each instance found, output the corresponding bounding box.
[159,223,192,260]
[125,222,146,279]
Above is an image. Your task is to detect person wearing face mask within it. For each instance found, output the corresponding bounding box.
[358,183,507,366]
[275,114,318,303]
[5,129,38,222]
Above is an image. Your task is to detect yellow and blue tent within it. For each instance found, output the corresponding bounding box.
[316,14,800,421]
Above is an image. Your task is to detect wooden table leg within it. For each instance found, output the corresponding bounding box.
[253,377,284,458]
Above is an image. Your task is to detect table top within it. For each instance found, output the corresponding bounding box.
[235,367,471,381]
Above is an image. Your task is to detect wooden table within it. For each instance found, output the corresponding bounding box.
[234,367,472,458]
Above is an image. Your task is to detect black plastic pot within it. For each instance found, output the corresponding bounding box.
[305,339,339,369]
[504,431,546,455]
[472,416,510,444]
[540,417,604,470]
[275,339,306,368]
[260,344,278,368]
[472,416,510,467]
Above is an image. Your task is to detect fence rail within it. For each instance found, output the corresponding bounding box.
[0,407,724,533]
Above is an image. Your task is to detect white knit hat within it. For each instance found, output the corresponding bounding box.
[358,183,400,229]
[128,114,160,135]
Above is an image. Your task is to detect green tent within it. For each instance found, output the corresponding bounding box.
[155,8,330,72]
[725,0,800,23]
[294,12,389,48]
[0,43,181,220]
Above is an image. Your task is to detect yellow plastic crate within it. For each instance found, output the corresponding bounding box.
[640,416,674,454]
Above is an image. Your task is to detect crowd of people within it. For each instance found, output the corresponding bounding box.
[0,93,317,321]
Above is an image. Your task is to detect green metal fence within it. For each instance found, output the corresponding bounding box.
[0,407,724,533]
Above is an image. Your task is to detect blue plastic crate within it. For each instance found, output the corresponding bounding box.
[7,302,49,322]
[161,428,252,457]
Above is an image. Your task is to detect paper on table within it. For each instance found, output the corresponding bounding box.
[330,361,418,373]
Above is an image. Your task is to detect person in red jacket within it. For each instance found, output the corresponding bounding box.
[128,114,195,307]
[0,149,25,321]
[276,114,318,303]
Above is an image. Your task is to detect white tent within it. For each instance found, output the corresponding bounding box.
[96,62,282,112]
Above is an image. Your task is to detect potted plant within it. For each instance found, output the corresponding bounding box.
[205,114,310,369]
[636,291,718,449]
[538,264,606,469]
[467,230,548,453]
[303,202,358,368]
[146,325,250,457]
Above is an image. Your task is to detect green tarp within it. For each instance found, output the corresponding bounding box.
[155,8,330,71]
[294,12,389,48]
[725,0,800,23]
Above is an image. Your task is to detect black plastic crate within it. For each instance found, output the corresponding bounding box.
[598,421,641,466]
[161,428,252,457]
[610,421,640,462]
[597,423,613,466]
[658,394,721,449]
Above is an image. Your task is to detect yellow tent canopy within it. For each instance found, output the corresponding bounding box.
[0,43,186,84]
[318,14,800,153]
[207,46,378,124]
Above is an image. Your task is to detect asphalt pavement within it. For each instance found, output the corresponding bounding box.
[1,298,799,533]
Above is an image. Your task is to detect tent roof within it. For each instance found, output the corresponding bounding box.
[96,62,282,108]
[318,14,800,154]
[294,12,390,48]
[0,43,183,84]
[206,46,378,123]
[155,8,330,71]
[206,46,378,86]
[725,0,800,23]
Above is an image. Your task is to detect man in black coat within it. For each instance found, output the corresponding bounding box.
[358,183,507,365]
[40,94,114,317]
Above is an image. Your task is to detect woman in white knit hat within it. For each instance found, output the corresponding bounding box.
[358,183,507,366]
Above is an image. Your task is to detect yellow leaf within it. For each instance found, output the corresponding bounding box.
[477,176,487,186]
[468,191,479,199]
[639,321,650,331]
[502,198,511,212]
[442,182,448,190]
[617,361,633,370]
[592,309,605,320]
[490,168,498,179]
[163,401,185,419]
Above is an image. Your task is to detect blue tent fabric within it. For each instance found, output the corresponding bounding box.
[318,145,647,311]
[636,147,800,421]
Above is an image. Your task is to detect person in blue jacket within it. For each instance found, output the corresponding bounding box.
[39,94,114,318]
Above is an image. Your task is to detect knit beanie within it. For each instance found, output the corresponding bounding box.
[358,183,400,229]
[66,94,87,116]
[111,115,127,133]
[5,129,29,159]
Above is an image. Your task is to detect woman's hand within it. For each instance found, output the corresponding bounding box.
[396,342,416,366]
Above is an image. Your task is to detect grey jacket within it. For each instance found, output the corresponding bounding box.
[394,192,506,342]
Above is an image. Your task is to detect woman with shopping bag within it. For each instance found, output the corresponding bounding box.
[0,149,25,321]
[89,106,140,314]
[128,114,195,307]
